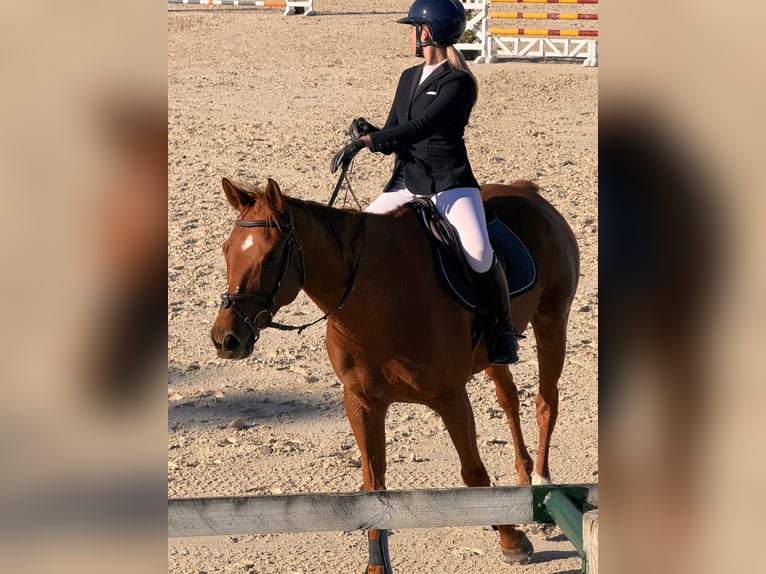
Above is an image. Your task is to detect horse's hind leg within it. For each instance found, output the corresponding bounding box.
[485,364,533,485]
[342,387,391,574]
[433,388,533,564]
[530,309,570,484]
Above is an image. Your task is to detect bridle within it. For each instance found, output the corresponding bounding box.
[219,206,365,344]
[219,208,303,346]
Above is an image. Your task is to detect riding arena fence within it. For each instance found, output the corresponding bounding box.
[461,0,598,66]
[166,0,316,16]
[169,483,599,573]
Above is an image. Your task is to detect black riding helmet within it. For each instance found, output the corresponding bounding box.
[398,0,467,56]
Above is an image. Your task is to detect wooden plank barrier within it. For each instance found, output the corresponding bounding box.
[170,485,598,573]
[169,484,598,537]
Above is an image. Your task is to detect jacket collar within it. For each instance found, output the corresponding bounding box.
[410,61,452,101]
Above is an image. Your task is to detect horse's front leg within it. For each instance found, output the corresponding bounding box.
[342,386,392,574]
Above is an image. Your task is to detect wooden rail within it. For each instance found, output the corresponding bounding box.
[169,484,598,537]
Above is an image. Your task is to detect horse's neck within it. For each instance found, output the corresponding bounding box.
[291,201,363,314]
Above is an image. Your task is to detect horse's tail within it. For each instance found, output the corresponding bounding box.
[508,180,541,194]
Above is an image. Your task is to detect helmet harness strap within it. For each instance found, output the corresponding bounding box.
[414,23,435,58]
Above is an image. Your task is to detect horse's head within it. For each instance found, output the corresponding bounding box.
[210,177,304,359]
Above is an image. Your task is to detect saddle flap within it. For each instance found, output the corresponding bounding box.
[408,198,473,273]
[406,200,537,312]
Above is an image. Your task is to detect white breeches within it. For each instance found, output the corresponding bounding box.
[365,187,494,273]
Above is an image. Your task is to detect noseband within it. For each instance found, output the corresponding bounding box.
[219,207,365,343]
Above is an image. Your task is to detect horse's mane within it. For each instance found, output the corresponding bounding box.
[233,180,261,199]
[235,181,364,256]
[285,196,363,258]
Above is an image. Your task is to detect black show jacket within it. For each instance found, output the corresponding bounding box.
[368,61,480,196]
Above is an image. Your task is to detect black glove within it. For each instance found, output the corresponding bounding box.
[349,117,379,139]
[330,138,365,174]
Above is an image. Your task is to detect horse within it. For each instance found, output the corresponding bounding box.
[210,177,580,572]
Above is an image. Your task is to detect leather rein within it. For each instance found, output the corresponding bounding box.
[219,206,365,343]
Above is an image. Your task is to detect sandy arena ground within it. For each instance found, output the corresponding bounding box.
[168,2,597,572]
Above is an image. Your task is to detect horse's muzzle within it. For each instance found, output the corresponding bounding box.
[211,325,257,360]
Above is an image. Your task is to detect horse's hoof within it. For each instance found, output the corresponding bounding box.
[500,536,534,564]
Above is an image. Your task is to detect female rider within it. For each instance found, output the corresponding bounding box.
[332,0,519,364]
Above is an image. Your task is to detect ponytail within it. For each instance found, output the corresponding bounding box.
[447,45,479,107]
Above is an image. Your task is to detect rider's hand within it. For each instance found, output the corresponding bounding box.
[349,117,379,139]
[330,138,365,174]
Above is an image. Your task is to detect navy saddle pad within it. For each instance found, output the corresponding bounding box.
[413,204,537,312]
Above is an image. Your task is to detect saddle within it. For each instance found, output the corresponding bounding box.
[407,198,537,313]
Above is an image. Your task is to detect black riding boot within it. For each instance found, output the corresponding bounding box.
[474,256,519,364]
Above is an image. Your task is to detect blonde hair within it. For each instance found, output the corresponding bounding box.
[447,45,479,107]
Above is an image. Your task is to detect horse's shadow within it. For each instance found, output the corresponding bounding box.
[168,389,342,429]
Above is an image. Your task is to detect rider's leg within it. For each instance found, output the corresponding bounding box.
[365,189,417,214]
[433,187,493,272]
[434,187,519,364]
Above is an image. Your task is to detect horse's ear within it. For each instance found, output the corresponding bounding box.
[222,178,255,212]
[264,178,285,214]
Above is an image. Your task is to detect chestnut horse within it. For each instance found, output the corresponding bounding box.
[210,177,579,572]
